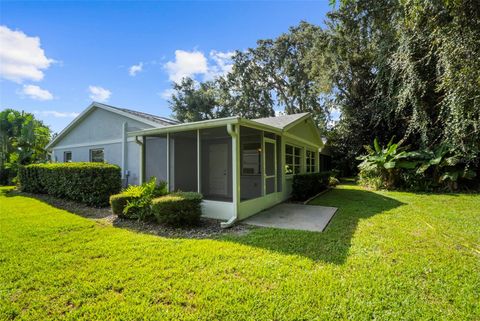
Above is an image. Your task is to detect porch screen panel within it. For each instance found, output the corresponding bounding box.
[264,140,276,195]
[200,127,233,202]
[170,131,197,192]
[145,136,168,183]
[240,126,262,201]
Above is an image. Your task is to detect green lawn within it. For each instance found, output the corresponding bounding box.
[1,184,479,320]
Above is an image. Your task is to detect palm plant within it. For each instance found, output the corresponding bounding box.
[357,137,418,189]
[416,144,477,191]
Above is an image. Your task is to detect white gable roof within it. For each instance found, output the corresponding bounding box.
[251,112,310,130]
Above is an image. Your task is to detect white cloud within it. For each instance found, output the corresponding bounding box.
[207,50,234,78]
[129,62,143,76]
[0,25,53,83]
[88,86,111,102]
[159,88,175,100]
[21,85,53,101]
[33,110,79,118]
[164,50,208,83]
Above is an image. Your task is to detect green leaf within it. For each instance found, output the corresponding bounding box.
[373,138,381,154]
[384,161,396,169]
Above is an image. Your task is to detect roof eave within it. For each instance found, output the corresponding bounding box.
[127,116,241,136]
[46,102,167,149]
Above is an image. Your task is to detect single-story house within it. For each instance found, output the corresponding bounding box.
[47,102,324,226]
[47,102,180,185]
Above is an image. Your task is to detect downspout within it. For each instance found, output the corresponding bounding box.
[121,122,128,185]
[221,123,239,228]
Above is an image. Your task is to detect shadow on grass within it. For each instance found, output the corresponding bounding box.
[2,187,250,239]
[3,185,405,263]
[3,188,114,219]
[221,185,405,264]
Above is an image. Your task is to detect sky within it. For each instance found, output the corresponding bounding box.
[0,1,331,133]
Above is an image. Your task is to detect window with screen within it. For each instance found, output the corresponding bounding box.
[89,149,104,163]
[285,144,302,175]
[306,149,316,173]
[241,143,261,175]
[64,151,72,163]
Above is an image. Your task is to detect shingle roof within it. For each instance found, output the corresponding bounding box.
[105,105,180,126]
[251,112,310,129]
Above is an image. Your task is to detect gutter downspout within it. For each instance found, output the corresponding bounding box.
[221,123,239,228]
[121,122,127,182]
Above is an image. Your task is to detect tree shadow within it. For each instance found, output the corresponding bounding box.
[3,188,251,239]
[220,184,405,264]
[3,185,405,264]
[3,188,113,219]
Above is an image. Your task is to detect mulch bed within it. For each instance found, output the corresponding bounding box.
[8,189,252,239]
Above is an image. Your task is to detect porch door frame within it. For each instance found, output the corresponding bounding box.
[262,136,277,195]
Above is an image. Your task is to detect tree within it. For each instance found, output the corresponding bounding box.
[221,22,329,126]
[168,22,330,128]
[169,77,222,122]
[318,0,480,178]
[0,109,51,184]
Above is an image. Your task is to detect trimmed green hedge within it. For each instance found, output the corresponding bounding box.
[110,179,168,219]
[152,192,203,226]
[291,171,330,202]
[19,162,121,207]
[110,193,140,217]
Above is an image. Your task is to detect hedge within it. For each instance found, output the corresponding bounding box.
[152,192,203,226]
[110,193,140,217]
[110,179,168,219]
[291,171,330,202]
[18,162,121,207]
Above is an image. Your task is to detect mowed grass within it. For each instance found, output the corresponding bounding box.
[0,184,479,320]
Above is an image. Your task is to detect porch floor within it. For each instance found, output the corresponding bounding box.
[243,203,337,232]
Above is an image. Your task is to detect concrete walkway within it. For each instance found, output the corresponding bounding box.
[243,203,337,232]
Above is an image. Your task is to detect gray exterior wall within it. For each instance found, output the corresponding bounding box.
[51,107,155,186]
[54,108,152,146]
[51,140,142,185]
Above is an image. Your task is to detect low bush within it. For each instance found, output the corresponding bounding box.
[110,178,168,220]
[18,162,121,206]
[110,194,140,217]
[328,176,340,187]
[291,172,330,201]
[152,192,203,226]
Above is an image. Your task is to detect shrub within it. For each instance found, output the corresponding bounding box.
[291,172,330,201]
[111,178,168,220]
[18,162,121,207]
[328,176,340,187]
[110,194,140,217]
[152,192,203,226]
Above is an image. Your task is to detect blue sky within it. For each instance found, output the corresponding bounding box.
[0,1,331,133]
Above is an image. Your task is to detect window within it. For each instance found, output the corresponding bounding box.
[89,149,104,162]
[285,144,301,175]
[63,151,72,163]
[306,150,316,173]
[242,142,261,175]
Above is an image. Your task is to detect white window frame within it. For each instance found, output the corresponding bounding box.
[306,149,316,173]
[285,144,302,176]
[64,151,72,163]
[89,148,104,163]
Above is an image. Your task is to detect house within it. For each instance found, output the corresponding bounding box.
[47,102,324,225]
[46,102,179,185]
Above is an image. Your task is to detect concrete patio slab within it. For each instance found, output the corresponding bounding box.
[243,203,338,232]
